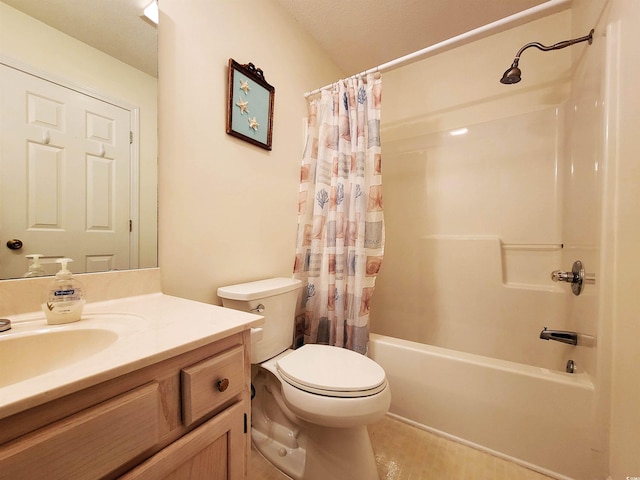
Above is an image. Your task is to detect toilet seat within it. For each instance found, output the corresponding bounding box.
[276,344,387,398]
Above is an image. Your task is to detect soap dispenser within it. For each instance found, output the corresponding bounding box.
[41,258,85,325]
[24,254,46,277]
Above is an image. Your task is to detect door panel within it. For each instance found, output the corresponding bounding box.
[0,65,131,277]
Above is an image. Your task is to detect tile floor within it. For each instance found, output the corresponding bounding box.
[248,415,555,480]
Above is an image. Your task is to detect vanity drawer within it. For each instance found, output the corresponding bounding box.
[181,345,244,426]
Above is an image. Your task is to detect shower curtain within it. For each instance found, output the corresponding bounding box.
[293,73,384,354]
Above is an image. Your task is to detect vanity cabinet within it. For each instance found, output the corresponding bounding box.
[121,401,244,479]
[0,331,251,480]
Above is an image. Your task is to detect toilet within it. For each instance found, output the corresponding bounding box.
[217,277,391,480]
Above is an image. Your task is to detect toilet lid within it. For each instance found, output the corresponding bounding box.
[276,344,387,398]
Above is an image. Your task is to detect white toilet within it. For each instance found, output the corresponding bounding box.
[217,277,391,480]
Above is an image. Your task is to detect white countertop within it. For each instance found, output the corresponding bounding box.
[0,293,263,420]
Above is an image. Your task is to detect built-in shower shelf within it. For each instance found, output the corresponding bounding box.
[419,236,566,291]
[501,243,563,251]
[500,241,564,289]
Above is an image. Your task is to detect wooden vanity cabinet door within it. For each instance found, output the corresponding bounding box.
[0,383,160,480]
[120,401,246,480]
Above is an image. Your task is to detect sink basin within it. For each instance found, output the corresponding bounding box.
[0,328,118,388]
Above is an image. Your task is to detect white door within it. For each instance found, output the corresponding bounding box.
[0,65,131,278]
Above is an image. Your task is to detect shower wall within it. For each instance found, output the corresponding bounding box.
[370,11,580,371]
[560,15,605,381]
[373,107,569,370]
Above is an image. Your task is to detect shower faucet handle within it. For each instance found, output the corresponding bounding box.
[550,270,574,283]
[550,260,595,296]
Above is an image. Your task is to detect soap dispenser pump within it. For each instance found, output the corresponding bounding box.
[24,254,46,277]
[41,258,85,325]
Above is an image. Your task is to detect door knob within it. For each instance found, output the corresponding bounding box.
[6,239,23,250]
[551,260,595,296]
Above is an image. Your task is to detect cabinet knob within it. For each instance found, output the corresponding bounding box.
[217,378,230,392]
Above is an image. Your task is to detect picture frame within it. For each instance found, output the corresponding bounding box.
[226,59,275,150]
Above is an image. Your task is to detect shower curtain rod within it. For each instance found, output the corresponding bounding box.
[304,0,570,97]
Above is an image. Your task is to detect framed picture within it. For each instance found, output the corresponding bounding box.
[226,59,275,150]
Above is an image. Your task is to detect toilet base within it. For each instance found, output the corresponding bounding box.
[252,427,306,479]
[303,424,378,480]
[252,424,378,480]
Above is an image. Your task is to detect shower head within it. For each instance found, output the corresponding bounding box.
[500,29,594,85]
[500,59,521,84]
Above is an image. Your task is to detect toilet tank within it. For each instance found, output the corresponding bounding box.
[217,277,303,364]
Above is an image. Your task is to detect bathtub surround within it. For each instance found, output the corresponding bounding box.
[374,108,567,369]
[369,7,605,479]
[293,74,385,354]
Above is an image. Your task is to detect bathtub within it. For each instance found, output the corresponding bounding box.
[368,334,597,480]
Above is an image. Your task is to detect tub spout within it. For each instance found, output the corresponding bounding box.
[539,327,578,345]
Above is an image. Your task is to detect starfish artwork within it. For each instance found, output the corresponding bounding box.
[236,97,249,114]
[239,80,251,94]
[248,117,260,131]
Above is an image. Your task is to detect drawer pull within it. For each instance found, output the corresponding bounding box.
[217,378,230,392]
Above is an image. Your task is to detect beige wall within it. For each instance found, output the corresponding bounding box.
[157,0,343,304]
[0,2,158,269]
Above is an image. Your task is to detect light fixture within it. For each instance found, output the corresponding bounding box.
[142,0,159,26]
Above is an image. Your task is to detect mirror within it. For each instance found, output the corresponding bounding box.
[0,0,158,280]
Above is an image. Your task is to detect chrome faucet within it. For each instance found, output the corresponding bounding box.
[539,327,578,345]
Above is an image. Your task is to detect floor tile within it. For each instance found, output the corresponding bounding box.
[248,415,555,480]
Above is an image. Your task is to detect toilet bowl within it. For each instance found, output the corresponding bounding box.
[217,277,391,480]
